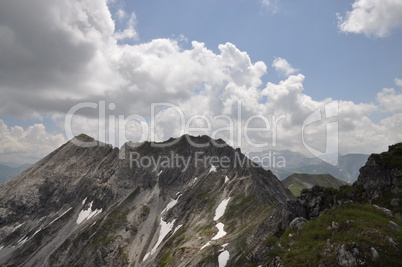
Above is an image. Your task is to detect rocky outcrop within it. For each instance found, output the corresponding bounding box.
[355,143,402,200]
[337,244,358,266]
[261,143,402,266]
[297,185,338,219]
[289,217,307,231]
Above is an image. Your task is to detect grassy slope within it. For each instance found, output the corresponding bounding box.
[265,181,402,266]
[372,143,402,169]
[270,203,402,266]
[282,173,348,196]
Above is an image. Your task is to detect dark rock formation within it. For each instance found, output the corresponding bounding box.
[355,143,402,200]
[297,185,338,219]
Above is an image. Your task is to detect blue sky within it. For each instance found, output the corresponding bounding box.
[0,0,402,165]
[117,0,402,102]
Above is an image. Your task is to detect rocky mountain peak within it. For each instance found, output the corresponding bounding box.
[0,134,295,266]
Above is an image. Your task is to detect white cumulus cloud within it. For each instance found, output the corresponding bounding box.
[377,88,402,112]
[376,78,402,112]
[0,120,66,165]
[260,0,279,13]
[395,78,402,87]
[272,58,299,76]
[338,0,402,37]
[114,12,138,41]
[0,0,401,165]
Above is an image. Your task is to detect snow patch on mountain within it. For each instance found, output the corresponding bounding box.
[49,207,73,225]
[200,241,211,250]
[76,202,102,224]
[214,197,231,221]
[212,223,227,240]
[12,223,23,233]
[161,193,182,214]
[173,224,183,235]
[150,218,176,255]
[17,236,28,245]
[143,192,182,261]
[218,249,230,267]
[209,165,217,173]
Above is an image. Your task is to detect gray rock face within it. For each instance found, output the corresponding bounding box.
[337,244,357,267]
[355,143,402,200]
[388,221,400,231]
[373,204,393,217]
[0,134,295,266]
[370,247,379,260]
[297,185,336,219]
[289,217,307,231]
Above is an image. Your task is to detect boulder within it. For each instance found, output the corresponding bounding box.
[289,217,307,231]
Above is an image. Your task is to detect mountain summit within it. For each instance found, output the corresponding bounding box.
[0,134,296,266]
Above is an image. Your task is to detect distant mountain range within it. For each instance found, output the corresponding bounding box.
[0,163,31,184]
[282,173,348,196]
[248,150,369,183]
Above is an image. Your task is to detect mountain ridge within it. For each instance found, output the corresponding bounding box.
[2,135,397,266]
[0,134,297,266]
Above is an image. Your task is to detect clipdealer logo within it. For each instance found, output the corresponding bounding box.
[64,100,339,166]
